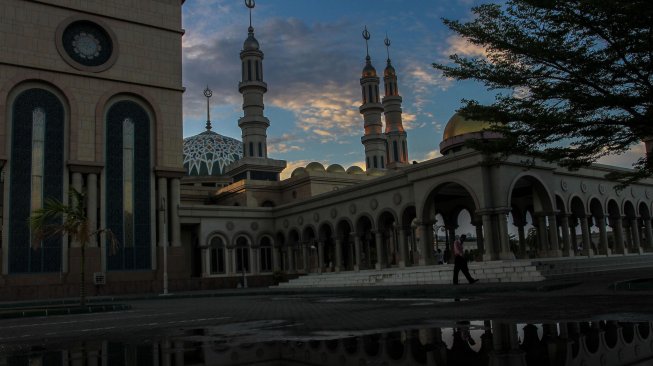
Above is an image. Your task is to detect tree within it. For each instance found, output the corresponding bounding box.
[30,189,116,306]
[433,0,653,185]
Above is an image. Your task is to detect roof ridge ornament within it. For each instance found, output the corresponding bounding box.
[245,0,255,32]
[362,26,371,59]
[203,86,213,131]
[384,33,392,64]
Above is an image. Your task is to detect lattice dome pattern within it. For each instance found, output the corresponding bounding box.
[183,131,243,176]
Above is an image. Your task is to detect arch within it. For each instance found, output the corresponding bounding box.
[569,195,587,216]
[638,202,651,219]
[258,234,274,273]
[275,231,285,249]
[287,229,300,247]
[205,231,229,247]
[335,218,355,238]
[301,225,317,243]
[317,221,335,240]
[607,199,621,219]
[255,232,275,246]
[555,195,567,214]
[508,173,555,214]
[623,200,637,218]
[207,233,227,275]
[589,197,605,218]
[420,179,481,221]
[233,234,251,273]
[354,212,376,231]
[376,208,398,228]
[261,200,275,207]
[231,232,253,247]
[399,204,417,228]
[5,83,69,274]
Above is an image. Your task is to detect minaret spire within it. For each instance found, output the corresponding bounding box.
[359,26,387,171]
[225,0,286,182]
[203,86,213,131]
[382,33,409,167]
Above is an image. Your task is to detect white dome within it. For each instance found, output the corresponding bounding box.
[183,131,243,176]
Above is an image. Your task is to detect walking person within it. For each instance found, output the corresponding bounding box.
[453,235,479,285]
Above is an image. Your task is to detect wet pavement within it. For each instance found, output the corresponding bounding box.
[0,268,652,365]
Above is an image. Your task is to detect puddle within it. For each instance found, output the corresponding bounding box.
[1,319,652,365]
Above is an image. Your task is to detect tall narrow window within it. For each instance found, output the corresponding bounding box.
[247,60,252,81]
[260,237,272,272]
[255,60,260,81]
[366,157,370,169]
[235,237,250,272]
[258,142,263,157]
[122,118,135,248]
[403,141,407,161]
[393,141,399,162]
[210,237,225,274]
[381,156,384,169]
[249,142,254,157]
[9,89,64,273]
[373,156,378,168]
[368,85,373,104]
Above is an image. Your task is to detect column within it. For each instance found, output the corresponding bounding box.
[286,246,294,273]
[517,224,527,258]
[334,238,343,273]
[613,217,626,255]
[630,218,642,253]
[348,238,355,270]
[597,216,610,256]
[398,228,407,268]
[579,216,593,256]
[624,220,633,253]
[354,234,362,271]
[497,211,513,259]
[318,240,325,273]
[560,214,573,257]
[570,217,578,254]
[415,224,427,266]
[302,242,309,272]
[481,214,495,261]
[536,215,548,254]
[250,247,258,275]
[374,231,384,269]
[71,172,83,248]
[201,247,209,276]
[272,245,280,271]
[547,214,562,257]
[643,219,653,251]
[87,173,98,240]
[157,177,168,247]
[475,223,485,257]
[170,178,181,247]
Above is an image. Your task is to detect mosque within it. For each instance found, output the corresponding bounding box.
[1,0,652,299]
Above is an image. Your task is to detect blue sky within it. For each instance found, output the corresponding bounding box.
[181,0,643,178]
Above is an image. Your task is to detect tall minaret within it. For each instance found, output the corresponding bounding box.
[382,34,409,167]
[226,0,286,182]
[359,27,387,171]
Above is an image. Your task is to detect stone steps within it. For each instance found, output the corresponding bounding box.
[273,260,545,288]
[533,253,653,278]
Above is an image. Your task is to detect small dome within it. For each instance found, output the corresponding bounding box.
[367,169,386,177]
[362,57,377,78]
[326,164,345,173]
[305,162,325,172]
[243,28,260,51]
[346,166,365,175]
[291,167,308,177]
[442,113,493,141]
[384,61,396,77]
[183,131,243,176]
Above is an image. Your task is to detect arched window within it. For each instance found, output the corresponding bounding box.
[373,156,378,169]
[106,99,151,271]
[258,142,262,157]
[262,200,275,207]
[247,60,252,81]
[209,236,225,274]
[8,88,65,273]
[259,237,273,272]
[381,156,384,169]
[249,142,254,157]
[393,141,399,162]
[235,236,250,273]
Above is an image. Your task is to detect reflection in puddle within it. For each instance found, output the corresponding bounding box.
[2,320,652,365]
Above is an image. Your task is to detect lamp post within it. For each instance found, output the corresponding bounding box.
[160,197,169,295]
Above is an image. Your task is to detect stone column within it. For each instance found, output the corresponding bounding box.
[624,220,633,253]
[318,240,325,273]
[374,231,384,270]
[597,216,611,256]
[157,177,168,248]
[71,172,83,248]
[170,178,181,247]
[474,223,485,257]
[286,246,294,273]
[536,214,549,254]
[302,242,309,273]
[250,247,258,275]
[348,238,355,270]
[201,247,209,276]
[547,213,562,257]
[579,216,593,256]
[481,214,495,261]
[643,219,653,251]
[497,210,513,259]
[560,214,573,257]
[630,218,642,253]
[334,238,343,273]
[517,224,527,258]
[354,234,362,271]
[398,228,407,268]
[272,245,280,271]
[87,173,98,240]
[613,217,626,255]
[415,224,427,266]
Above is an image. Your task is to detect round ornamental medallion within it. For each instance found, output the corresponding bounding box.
[330,208,337,219]
[297,216,304,225]
[370,199,378,210]
[349,203,357,214]
[616,188,622,196]
[647,190,652,199]
[250,222,259,231]
[560,180,568,192]
[580,182,587,193]
[599,184,606,195]
[58,19,117,71]
[631,187,637,198]
[313,212,320,223]
[226,221,235,231]
[283,219,289,228]
[393,193,402,205]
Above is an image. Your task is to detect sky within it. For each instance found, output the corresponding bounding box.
[180,0,644,179]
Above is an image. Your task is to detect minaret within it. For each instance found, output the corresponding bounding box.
[359,27,387,171]
[382,34,409,167]
[225,0,286,181]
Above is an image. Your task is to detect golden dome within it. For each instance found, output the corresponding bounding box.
[442,113,493,141]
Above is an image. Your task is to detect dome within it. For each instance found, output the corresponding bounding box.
[442,113,493,140]
[243,28,260,51]
[362,57,377,78]
[183,130,243,176]
[346,166,365,175]
[326,164,345,173]
[291,167,308,178]
[384,61,396,77]
[305,162,325,172]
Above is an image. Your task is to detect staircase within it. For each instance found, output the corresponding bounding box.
[533,253,653,278]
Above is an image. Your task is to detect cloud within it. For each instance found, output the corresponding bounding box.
[597,143,645,169]
[280,159,312,180]
[442,35,488,59]
[413,149,442,162]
